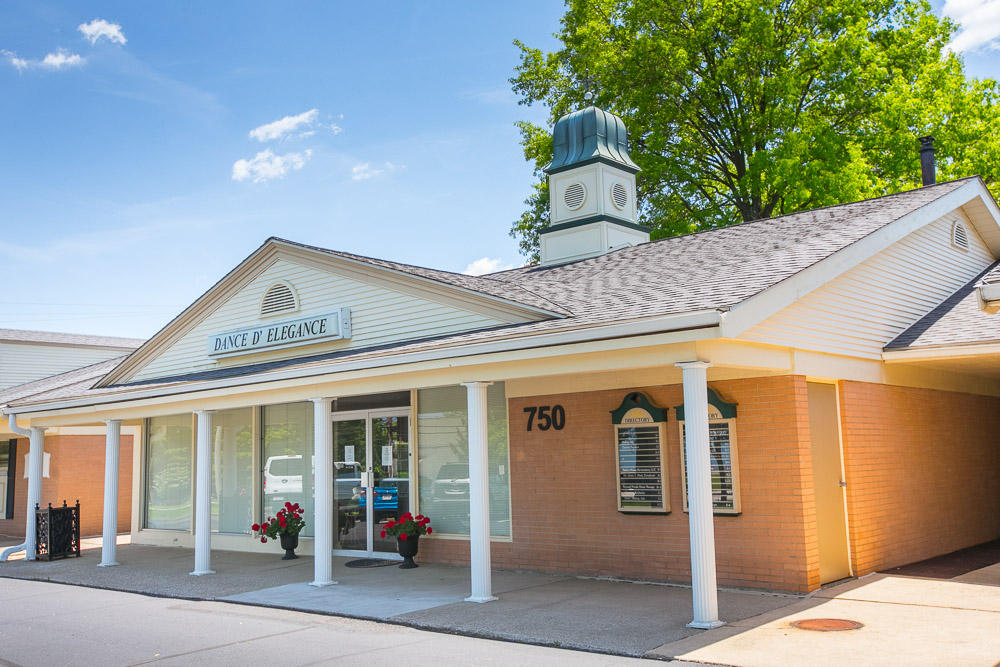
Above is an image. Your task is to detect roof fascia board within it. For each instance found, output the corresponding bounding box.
[722,180,987,339]
[270,243,565,321]
[958,188,1000,256]
[882,342,1000,361]
[5,309,722,416]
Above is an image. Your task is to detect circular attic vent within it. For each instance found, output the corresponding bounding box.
[564,182,586,210]
[611,182,628,210]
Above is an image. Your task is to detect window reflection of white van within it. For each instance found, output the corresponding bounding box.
[263,456,362,498]
[263,455,311,496]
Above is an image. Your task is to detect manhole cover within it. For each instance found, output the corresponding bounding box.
[791,618,864,632]
[344,558,397,568]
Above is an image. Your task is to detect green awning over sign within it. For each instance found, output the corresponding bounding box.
[611,391,667,424]
[674,387,738,421]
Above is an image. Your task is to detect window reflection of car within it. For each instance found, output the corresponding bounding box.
[431,463,470,502]
[263,455,310,496]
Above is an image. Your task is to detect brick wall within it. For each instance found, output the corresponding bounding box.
[840,381,1000,575]
[420,375,819,593]
[0,434,133,539]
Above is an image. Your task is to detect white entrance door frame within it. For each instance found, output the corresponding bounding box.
[331,407,411,559]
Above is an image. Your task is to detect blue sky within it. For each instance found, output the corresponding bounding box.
[0,1,998,339]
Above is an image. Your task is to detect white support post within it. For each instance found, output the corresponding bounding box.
[99,419,123,567]
[191,410,215,576]
[24,427,46,561]
[310,397,336,587]
[462,381,496,603]
[676,361,724,629]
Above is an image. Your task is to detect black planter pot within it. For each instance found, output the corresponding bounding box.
[397,534,419,569]
[279,532,299,560]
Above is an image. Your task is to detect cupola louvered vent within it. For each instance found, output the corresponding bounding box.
[952,222,970,251]
[564,182,586,210]
[611,182,628,210]
[260,282,298,317]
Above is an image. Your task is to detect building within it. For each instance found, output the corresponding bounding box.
[1,106,998,628]
[0,330,143,539]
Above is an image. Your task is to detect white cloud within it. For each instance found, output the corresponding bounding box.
[78,18,127,46]
[462,257,514,276]
[41,49,84,69]
[351,161,401,181]
[249,109,319,142]
[330,123,343,134]
[943,0,1000,52]
[232,149,312,183]
[1,50,28,72]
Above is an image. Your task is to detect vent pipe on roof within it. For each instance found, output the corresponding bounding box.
[919,136,936,186]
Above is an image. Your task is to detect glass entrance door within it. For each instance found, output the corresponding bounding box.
[332,410,410,556]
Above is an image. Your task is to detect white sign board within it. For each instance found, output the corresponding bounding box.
[344,446,355,464]
[206,308,352,358]
[381,445,393,467]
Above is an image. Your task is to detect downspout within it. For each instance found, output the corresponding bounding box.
[1,413,44,562]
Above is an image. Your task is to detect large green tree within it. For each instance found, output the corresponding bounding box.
[510,0,1000,260]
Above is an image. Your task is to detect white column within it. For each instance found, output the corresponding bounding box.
[676,361,724,629]
[462,381,496,603]
[24,427,46,561]
[99,419,123,567]
[191,410,215,576]
[310,397,336,587]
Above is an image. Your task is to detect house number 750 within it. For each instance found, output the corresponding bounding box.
[523,405,566,431]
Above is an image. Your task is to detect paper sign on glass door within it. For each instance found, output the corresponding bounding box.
[344,445,355,464]
[381,445,393,467]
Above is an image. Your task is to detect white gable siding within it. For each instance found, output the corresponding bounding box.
[0,343,127,389]
[739,208,996,359]
[130,259,509,382]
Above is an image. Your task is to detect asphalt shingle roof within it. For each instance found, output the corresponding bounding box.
[2,177,984,409]
[886,262,1000,350]
[0,329,144,348]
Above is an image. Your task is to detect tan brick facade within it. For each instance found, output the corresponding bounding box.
[421,375,820,593]
[840,381,1000,575]
[0,434,133,539]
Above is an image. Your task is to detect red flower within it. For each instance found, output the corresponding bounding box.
[260,537,267,543]
[279,518,287,527]
[251,523,260,531]
[401,512,412,521]
[416,515,424,521]
[426,527,433,534]
[292,503,300,510]
[285,502,293,509]
[385,520,395,529]
[380,531,386,538]
[400,533,407,541]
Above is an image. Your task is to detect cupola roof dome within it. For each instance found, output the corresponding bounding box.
[545,106,640,175]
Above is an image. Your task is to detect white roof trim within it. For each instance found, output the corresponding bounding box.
[2,309,722,416]
[721,180,996,339]
[883,342,1000,361]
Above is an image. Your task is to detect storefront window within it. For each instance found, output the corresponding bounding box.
[0,440,12,519]
[211,408,254,534]
[145,414,193,530]
[417,383,510,538]
[262,402,315,538]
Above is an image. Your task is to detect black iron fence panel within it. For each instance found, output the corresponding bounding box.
[35,501,81,560]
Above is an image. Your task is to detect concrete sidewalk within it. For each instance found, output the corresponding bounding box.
[0,541,796,657]
[3,539,999,663]
[650,573,1000,666]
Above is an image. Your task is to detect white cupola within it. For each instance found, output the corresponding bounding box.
[539,105,649,266]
